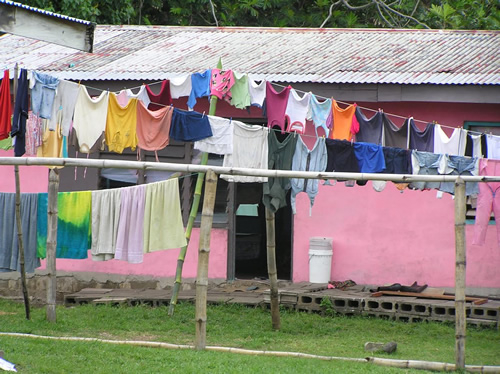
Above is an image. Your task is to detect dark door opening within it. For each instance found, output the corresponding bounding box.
[234,183,292,280]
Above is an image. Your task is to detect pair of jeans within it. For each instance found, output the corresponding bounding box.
[31,71,59,119]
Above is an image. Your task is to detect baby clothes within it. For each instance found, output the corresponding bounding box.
[473,159,500,246]
[136,100,174,151]
[285,89,311,134]
[383,114,409,149]
[187,69,211,109]
[116,85,150,108]
[230,71,250,109]
[48,79,79,136]
[143,179,187,253]
[72,86,109,153]
[433,125,466,156]
[486,134,500,160]
[262,132,298,213]
[105,93,138,153]
[354,108,383,144]
[210,69,235,103]
[115,184,146,264]
[170,75,192,99]
[248,78,266,107]
[146,80,172,111]
[222,122,269,183]
[91,189,121,261]
[169,108,213,142]
[194,115,235,155]
[331,100,357,141]
[307,94,332,137]
[266,82,290,133]
[409,119,434,152]
[31,71,59,119]
[290,137,327,214]
[0,70,11,140]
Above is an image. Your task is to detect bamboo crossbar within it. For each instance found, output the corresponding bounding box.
[2,157,500,183]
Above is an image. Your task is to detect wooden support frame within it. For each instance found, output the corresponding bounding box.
[265,208,281,330]
[46,169,59,322]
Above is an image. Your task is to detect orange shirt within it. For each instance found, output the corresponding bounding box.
[330,100,358,141]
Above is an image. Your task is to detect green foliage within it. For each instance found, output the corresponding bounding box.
[319,296,337,317]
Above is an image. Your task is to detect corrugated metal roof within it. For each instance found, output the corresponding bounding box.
[0,0,94,25]
[0,25,499,85]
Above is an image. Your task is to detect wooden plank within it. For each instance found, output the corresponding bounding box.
[371,291,487,305]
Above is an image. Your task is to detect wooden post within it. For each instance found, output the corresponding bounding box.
[12,63,30,320]
[454,177,466,369]
[195,169,218,350]
[169,58,222,317]
[265,207,281,330]
[46,169,59,322]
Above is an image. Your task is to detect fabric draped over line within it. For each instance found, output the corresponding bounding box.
[193,115,235,155]
[116,85,150,108]
[307,94,332,138]
[354,107,383,145]
[331,100,358,141]
[266,82,291,134]
[91,189,121,261]
[105,93,138,153]
[0,70,12,141]
[433,124,467,156]
[408,118,434,153]
[248,78,266,108]
[49,79,80,136]
[187,69,211,109]
[11,69,28,156]
[230,71,251,109]
[136,100,173,151]
[285,89,311,134]
[0,193,40,273]
[146,80,172,111]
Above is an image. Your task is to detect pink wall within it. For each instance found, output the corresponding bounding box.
[0,150,49,193]
[292,183,500,288]
[38,228,228,279]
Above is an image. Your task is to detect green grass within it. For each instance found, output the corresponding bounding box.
[0,299,499,373]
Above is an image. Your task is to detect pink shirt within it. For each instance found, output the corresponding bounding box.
[210,69,235,102]
[266,82,291,134]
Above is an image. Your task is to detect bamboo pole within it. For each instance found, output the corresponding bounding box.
[169,59,222,317]
[265,207,281,330]
[46,169,59,322]
[12,63,30,320]
[454,177,467,369]
[195,169,218,350]
[1,157,499,183]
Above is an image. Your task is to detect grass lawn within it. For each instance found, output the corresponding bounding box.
[0,299,498,373]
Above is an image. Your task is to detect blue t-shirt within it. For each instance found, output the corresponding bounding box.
[187,69,211,109]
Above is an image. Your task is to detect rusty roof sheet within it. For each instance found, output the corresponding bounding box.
[0,0,94,24]
[0,25,499,85]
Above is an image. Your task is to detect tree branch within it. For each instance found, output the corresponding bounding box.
[320,0,341,28]
[376,2,395,27]
[377,0,430,28]
[341,0,375,11]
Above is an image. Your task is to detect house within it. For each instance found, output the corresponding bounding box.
[0,25,499,290]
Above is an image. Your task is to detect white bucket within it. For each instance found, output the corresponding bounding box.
[309,237,333,283]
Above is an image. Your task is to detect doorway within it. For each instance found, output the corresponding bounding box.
[234,183,292,280]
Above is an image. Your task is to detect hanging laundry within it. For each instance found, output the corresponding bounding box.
[465,133,486,158]
[0,70,11,141]
[0,136,12,150]
[170,75,192,99]
[169,108,212,142]
[37,118,64,164]
[290,137,327,214]
[354,107,383,144]
[331,100,358,141]
[230,71,251,109]
[383,114,408,149]
[473,159,500,246]
[210,69,235,103]
[409,151,446,191]
[262,131,298,213]
[37,191,91,259]
[409,118,434,152]
[143,179,187,253]
[48,79,79,135]
[372,147,412,192]
[194,115,235,155]
[325,139,366,185]
[116,85,150,108]
[307,94,332,137]
[0,193,40,273]
[353,142,386,173]
[146,80,172,111]
[222,122,269,183]
[105,93,138,153]
[24,112,43,157]
[11,69,29,156]
[433,125,466,156]
[31,71,59,119]
[136,100,174,151]
[72,86,109,153]
[248,78,266,108]
[91,189,121,261]
[439,156,479,196]
[115,184,146,264]
[285,89,311,134]
[486,134,500,160]
[266,82,290,133]
[187,69,211,109]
